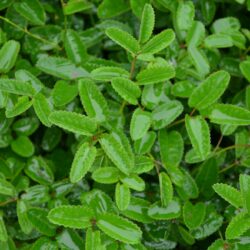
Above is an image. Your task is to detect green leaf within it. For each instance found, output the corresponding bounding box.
[185,115,211,160]
[85,228,102,250]
[98,0,129,18]
[130,108,151,140]
[213,183,242,208]
[240,174,250,213]
[207,239,225,250]
[91,67,129,82]
[17,200,33,234]
[115,183,131,211]
[120,174,145,191]
[14,0,45,25]
[159,129,184,167]
[171,80,196,98]
[70,142,97,183]
[159,172,173,207]
[49,111,97,136]
[225,212,250,239]
[139,4,155,44]
[240,60,250,82]
[141,29,175,54]
[0,40,20,73]
[97,213,142,244]
[204,34,233,48]
[183,201,206,230]
[176,1,195,30]
[208,104,250,125]
[134,131,156,155]
[99,134,134,175]
[28,208,56,236]
[0,79,35,96]
[105,27,140,55]
[64,29,88,65]
[11,135,34,158]
[0,212,7,242]
[148,200,181,220]
[63,0,93,15]
[31,237,58,250]
[186,21,205,47]
[92,167,120,184]
[189,70,230,110]
[178,226,195,245]
[246,85,250,109]
[33,93,53,127]
[36,56,90,80]
[133,155,154,174]
[152,100,183,129]
[111,77,141,105]
[48,205,94,229]
[0,178,16,196]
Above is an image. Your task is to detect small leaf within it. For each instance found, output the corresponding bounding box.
[111,77,141,105]
[148,200,181,220]
[17,200,33,234]
[130,108,151,140]
[0,40,20,73]
[33,93,53,127]
[213,183,242,208]
[136,65,175,85]
[97,213,142,244]
[189,70,230,110]
[105,27,140,55]
[204,34,233,48]
[225,212,250,239]
[0,178,16,196]
[152,100,183,129]
[49,111,97,136]
[176,1,195,30]
[120,174,145,191]
[79,79,108,123]
[240,174,250,213]
[36,56,90,80]
[139,4,155,44]
[85,228,102,250]
[134,131,156,155]
[159,129,184,167]
[133,155,154,174]
[70,142,97,183]
[48,205,94,229]
[92,167,120,184]
[63,0,93,15]
[99,134,134,175]
[91,67,129,82]
[115,183,131,211]
[208,104,250,125]
[31,237,58,250]
[14,0,45,25]
[240,60,250,82]
[0,79,35,96]
[11,135,34,158]
[185,115,211,160]
[186,21,205,47]
[171,80,196,98]
[159,172,173,207]
[183,201,206,229]
[141,29,175,54]
[0,212,7,242]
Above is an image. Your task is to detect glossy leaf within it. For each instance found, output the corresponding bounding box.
[85,228,102,250]
[91,67,129,82]
[63,0,92,15]
[0,178,16,196]
[17,200,33,234]
[11,135,34,157]
[120,174,145,191]
[134,131,156,155]
[92,167,120,184]
[204,34,233,48]
[159,172,173,207]
[115,183,131,211]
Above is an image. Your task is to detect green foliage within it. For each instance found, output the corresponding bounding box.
[0,1,250,249]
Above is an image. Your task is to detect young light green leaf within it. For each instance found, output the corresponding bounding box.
[213,183,243,208]
[178,226,195,245]
[105,27,140,55]
[85,228,102,250]
[36,56,90,80]
[0,212,7,242]
[70,142,97,183]
[204,34,233,48]
[97,213,142,244]
[240,60,250,82]
[33,93,53,127]
[176,1,195,30]
[185,115,211,160]
[159,129,184,167]
[64,29,88,65]
[31,237,58,250]
[130,108,151,140]
[134,131,156,155]
[92,167,120,184]
[14,0,45,25]
[111,77,141,105]
[186,21,205,47]
[11,135,34,158]
[133,155,154,174]
[136,65,175,85]
[91,67,129,82]
[115,183,131,211]
[48,205,94,229]
[63,0,93,15]
[225,212,250,239]
[139,4,155,44]
[0,79,35,96]
[49,111,97,136]
[99,133,133,175]
[0,40,20,73]
[183,201,206,230]
[208,104,250,125]
[17,200,33,234]
[152,100,183,129]
[240,174,250,213]
[141,29,175,54]
[159,172,173,207]
[0,178,16,196]
[188,70,230,110]
[79,79,108,123]
[120,174,145,191]
[171,80,196,98]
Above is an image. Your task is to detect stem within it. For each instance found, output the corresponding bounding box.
[219,161,239,174]
[60,0,68,31]
[167,118,185,128]
[215,144,250,156]
[189,108,196,116]
[0,198,17,207]
[213,134,223,153]
[0,16,61,50]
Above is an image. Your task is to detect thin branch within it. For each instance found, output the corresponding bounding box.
[0,198,17,207]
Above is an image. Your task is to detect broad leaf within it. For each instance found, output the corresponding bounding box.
[115,183,131,211]
[159,172,173,207]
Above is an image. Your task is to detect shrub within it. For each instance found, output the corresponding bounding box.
[0,0,250,249]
